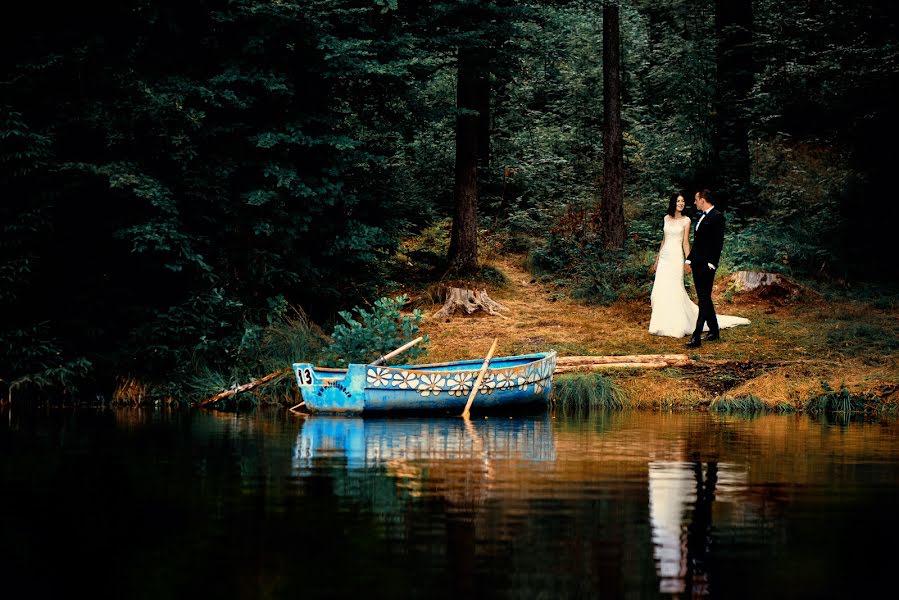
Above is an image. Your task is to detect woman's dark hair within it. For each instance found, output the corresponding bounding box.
[666,192,684,217]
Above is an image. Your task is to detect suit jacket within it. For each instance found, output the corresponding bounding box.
[687,208,725,269]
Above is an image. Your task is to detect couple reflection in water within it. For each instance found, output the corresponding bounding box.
[649,460,749,597]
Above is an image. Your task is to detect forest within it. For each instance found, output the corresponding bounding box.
[3,0,897,404]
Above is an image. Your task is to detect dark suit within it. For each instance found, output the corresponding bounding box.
[687,208,725,339]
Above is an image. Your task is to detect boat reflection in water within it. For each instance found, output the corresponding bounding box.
[293,414,556,508]
[294,414,556,469]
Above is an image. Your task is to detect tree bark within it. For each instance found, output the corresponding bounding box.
[602,2,626,249]
[714,0,753,213]
[448,46,484,274]
[477,55,491,167]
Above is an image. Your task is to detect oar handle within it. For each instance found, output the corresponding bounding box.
[370,336,424,367]
[461,338,499,419]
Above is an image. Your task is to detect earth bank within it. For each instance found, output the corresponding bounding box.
[412,255,899,413]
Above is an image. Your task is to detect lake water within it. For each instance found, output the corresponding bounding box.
[2,408,897,599]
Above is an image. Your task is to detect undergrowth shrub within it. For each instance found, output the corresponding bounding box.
[722,138,852,276]
[394,219,451,283]
[323,294,428,367]
[186,305,327,407]
[0,322,93,404]
[530,233,651,304]
[189,294,428,407]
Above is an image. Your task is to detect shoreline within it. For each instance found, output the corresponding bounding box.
[415,255,898,415]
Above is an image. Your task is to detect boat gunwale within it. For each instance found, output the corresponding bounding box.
[294,352,554,376]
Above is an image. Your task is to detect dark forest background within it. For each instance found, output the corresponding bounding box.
[3,0,897,402]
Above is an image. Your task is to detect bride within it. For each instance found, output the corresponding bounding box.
[648,192,749,338]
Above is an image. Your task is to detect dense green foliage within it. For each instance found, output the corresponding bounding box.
[187,294,425,407]
[324,294,427,367]
[2,0,895,403]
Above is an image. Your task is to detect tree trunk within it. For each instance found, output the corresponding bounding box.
[601,2,625,249]
[448,46,483,275]
[714,0,753,213]
[477,55,491,167]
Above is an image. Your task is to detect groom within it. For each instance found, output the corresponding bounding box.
[685,189,724,348]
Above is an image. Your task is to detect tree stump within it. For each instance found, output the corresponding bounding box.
[432,287,510,319]
[729,270,805,305]
[731,271,780,291]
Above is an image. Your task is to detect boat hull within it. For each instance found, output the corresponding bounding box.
[293,352,556,414]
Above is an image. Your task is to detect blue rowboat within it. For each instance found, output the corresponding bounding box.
[292,351,557,414]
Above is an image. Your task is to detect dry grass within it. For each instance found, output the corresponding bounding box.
[617,370,711,409]
[726,360,899,408]
[409,253,899,410]
[112,376,152,406]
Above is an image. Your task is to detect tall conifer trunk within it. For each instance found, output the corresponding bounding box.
[448,46,484,274]
[601,2,625,249]
[477,58,491,167]
[714,0,753,212]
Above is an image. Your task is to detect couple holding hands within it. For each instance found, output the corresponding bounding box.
[648,189,749,347]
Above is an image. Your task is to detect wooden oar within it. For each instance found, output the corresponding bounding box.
[461,338,498,419]
[369,336,425,366]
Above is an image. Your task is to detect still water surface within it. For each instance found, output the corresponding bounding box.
[2,408,897,599]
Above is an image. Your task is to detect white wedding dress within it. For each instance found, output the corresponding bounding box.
[649,216,750,338]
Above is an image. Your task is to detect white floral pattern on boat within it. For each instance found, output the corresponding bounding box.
[493,370,514,390]
[479,372,496,395]
[391,371,417,389]
[446,372,474,396]
[364,354,556,398]
[417,373,446,396]
[367,367,391,387]
[514,376,530,391]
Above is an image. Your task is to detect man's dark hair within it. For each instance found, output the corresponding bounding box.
[700,188,713,203]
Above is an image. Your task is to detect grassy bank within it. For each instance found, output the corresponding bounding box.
[414,254,899,415]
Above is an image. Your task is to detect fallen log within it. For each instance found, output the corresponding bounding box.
[556,354,692,368]
[198,367,291,408]
[555,361,668,374]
